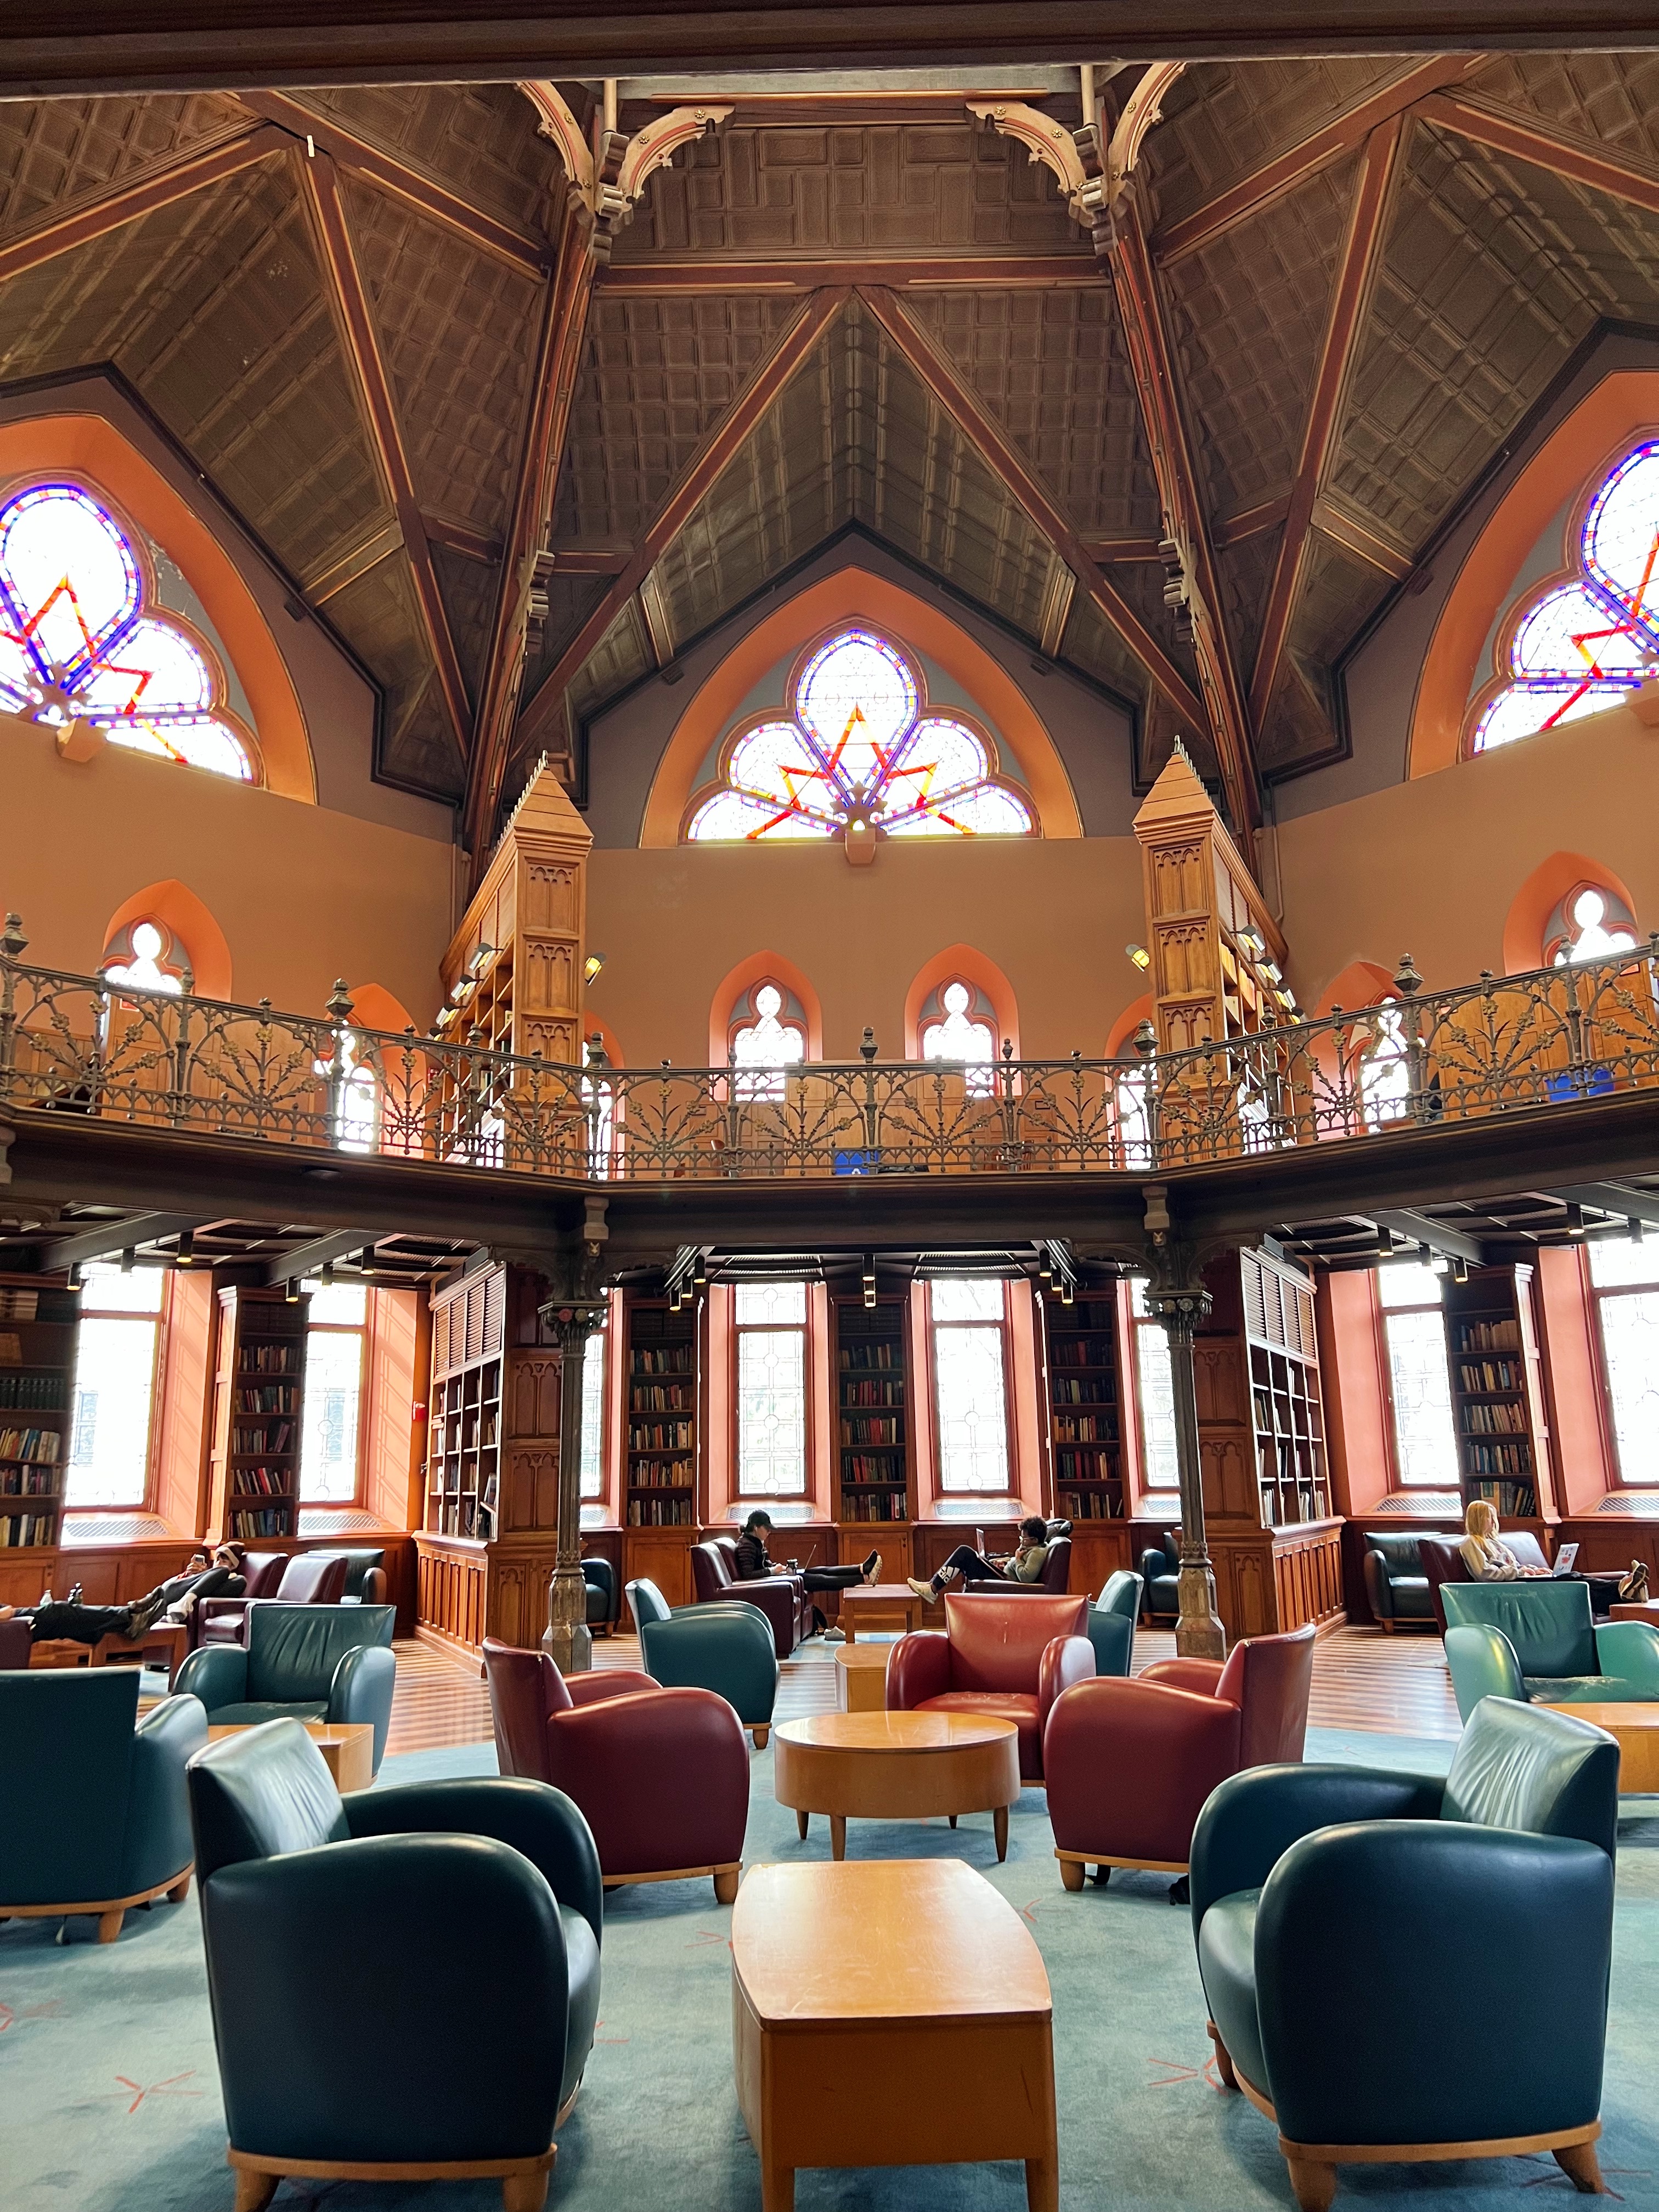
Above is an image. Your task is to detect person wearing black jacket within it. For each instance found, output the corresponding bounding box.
[733,1509,882,1640]
[0,1542,245,1647]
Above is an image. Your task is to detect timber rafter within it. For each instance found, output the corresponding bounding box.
[1418,90,1659,216]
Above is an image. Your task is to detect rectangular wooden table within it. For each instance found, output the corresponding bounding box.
[731,1859,1057,2212]
[31,1620,188,1688]
[838,1584,926,1641]
[208,1721,376,1793]
[1539,1702,1659,1793]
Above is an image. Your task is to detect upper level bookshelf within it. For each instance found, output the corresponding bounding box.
[1042,1290,1122,1523]
[832,1296,915,1526]
[0,1278,77,1551]
[209,1288,308,1543]
[1443,1263,1551,1520]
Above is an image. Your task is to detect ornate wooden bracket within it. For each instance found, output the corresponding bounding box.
[968,64,1184,246]
[520,82,732,260]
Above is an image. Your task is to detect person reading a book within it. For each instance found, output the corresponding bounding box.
[733,1509,881,1642]
[1459,1498,1549,1581]
[909,1516,1052,1604]
[0,1543,245,1647]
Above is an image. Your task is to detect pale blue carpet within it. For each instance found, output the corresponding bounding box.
[2,1729,1655,2212]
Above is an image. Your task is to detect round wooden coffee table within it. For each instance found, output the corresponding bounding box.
[774,1711,1022,1861]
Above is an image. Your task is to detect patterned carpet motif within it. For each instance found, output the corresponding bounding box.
[2,1730,1655,2212]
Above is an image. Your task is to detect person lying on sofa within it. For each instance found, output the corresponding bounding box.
[0,1543,246,1648]
[1459,1498,1550,1581]
[909,1516,1051,1604]
[734,1508,882,1640]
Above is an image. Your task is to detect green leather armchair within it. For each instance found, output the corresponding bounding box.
[1442,1578,1659,1718]
[1087,1570,1142,1676]
[177,1601,397,1774]
[625,1577,778,1746]
[0,1669,207,1940]
[1190,1698,1618,2210]
[188,1718,601,2212]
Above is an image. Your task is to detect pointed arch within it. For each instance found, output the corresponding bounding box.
[1312,961,1397,1019]
[903,944,1020,1060]
[103,878,233,999]
[1104,992,1155,1060]
[1503,851,1640,976]
[709,950,824,1067]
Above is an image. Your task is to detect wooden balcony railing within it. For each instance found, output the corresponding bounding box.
[4,918,1657,1186]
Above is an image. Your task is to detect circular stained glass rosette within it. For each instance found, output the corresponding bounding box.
[1583,441,1659,650]
[0,483,141,689]
[795,629,919,789]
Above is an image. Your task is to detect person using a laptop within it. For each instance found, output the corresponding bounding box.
[1459,1498,1550,1581]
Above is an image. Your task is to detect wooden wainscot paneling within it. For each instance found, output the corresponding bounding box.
[415,1532,488,1652]
[1066,1522,1132,1596]
[1271,1519,1346,1633]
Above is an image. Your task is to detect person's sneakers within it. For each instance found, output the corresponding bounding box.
[65,1583,84,1605]
[824,1626,846,1644]
[906,1576,937,1602]
[863,1553,883,1584]
[122,1590,170,1638]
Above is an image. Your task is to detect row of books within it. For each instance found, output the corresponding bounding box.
[1458,1359,1522,1392]
[1462,1401,1527,1436]
[840,1379,905,1407]
[1056,1452,1121,1485]
[1458,1319,1521,1353]
[630,1385,692,1413]
[0,1467,58,1496]
[1052,1415,1117,1443]
[841,1417,902,1446]
[0,1427,60,1464]
[629,1422,693,1451]
[630,1350,692,1375]
[230,1465,292,1497]
[0,1288,77,1323]
[229,1507,292,1538]
[1056,1488,1122,1519]
[839,1344,899,1370]
[235,1386,298,1414]
[0,1372,65,1409]
[841,1461,907,1484]
[1466,1477,1536,1515]
[1049,1341,1115,1370]
[240,1345,299,1374]
[232,1422,294,1453]
[838,1491,910,1522]
[0,1510,55,1545]
[628,1462,694,1488]
[625,1496,696,1526]
[1464,1442,1532,1476]
[1052,1378,1114,1405]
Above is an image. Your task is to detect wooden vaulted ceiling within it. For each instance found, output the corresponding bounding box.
[5,54,1659,849]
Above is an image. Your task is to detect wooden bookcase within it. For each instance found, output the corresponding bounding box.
[0,1278,77,1553]
[1444,1264,1553,1521]
[209,1288,308,1543]
[1042,1289,1123,1525]
[620,1295,699,1606]
[832,1296,916,1530]
[1242,1250,1331,1528]
[426,1268,507,1539]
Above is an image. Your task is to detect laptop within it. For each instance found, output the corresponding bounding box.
[1552,1542,1579,1576]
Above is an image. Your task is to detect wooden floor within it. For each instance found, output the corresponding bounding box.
[386,1620,1459,1759]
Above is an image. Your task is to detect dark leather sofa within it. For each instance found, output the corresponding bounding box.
[196,1550,351,1646]
[690,1537,810,1657]
[188,1717,600,2212]
[1359,1530,1452,1628]
[1191,1697,1618,2208]
[1419,1528,1550,1630]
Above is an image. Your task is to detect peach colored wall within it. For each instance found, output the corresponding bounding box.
[1274,699,1659,1011]
[2,712,457,1025]
[585,837,1149,1066]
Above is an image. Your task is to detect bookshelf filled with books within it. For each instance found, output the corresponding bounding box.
[209,1287,308,1543]
[832,1297,915,1528]
[1444,1265,1553,1520]
[0,1279,76,1550]
[1041,1290,1123,1525]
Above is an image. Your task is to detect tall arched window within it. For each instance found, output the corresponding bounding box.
[0,479,257,781]
[684,625,1034,853]
[919,979,997,1098]
[1467,439,1659,755]
[1360,1003,1412,1131]
[1547,883,1639,966]
[730,981,807,1101]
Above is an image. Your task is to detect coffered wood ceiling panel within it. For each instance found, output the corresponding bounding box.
[1214,526,1285,684]
[328,553,457,795]
[609,120,1080,260]
[0,93,246,239]
[430,544,500,707]
[1465,52,1659,170]
[301,83,565,239]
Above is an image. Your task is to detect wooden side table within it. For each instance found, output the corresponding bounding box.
[30,1621,187,1688]
[839,1584,926,1640]
[1609,1599,1659,1624]
[208,1721,375,1793]
[1538,1702,1659,1793]
[774,1711,1021,1861]
[834,1641,891,1713]
[732,1859,1057,2212]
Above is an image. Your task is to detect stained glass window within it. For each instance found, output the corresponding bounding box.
[685,625,1034,849]
[930,1277,1012,1493]
[735,1281,808,1497]
[0,479,255,781]
[1470,439,1659,755]
[579,1322,606,1519]
[921,981,997,1097]
[1550,885,1638,967]
[731,983,807,1101]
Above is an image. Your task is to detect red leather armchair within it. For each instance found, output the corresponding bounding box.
[690,1538,810,1658]
[196,1551,350,1647]
[1043,1622,1316,1889]
[886,1593,1095,1782]
[482,1640,749,1903]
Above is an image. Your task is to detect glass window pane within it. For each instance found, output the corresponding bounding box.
[1384,1307,1460,1486]
[1128,1274,1151,1319]
[735,1281,808,1327]
[1377,1261,1442,1309]
[934,1323,1009,1492]
[579,1328,605,1500]
[1135,1323,1180,1491]
[931,1277,1003,1324]
[301,1278,369,1324]
[300,1328,362,1502]
[67,1315,156,1506]
[1589,1238,1659,1290]
[1598,1289,1659,1485]
[737,1322,806,1496]
[80,1263,164,1315]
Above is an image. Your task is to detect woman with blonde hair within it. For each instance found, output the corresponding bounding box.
[1459,1498,1549,1581]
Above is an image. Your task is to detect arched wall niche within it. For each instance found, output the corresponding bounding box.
[102,879,233,1000]
[640,567,1084,849]
[903,945,1020,1060]
[345,982,419,1035]
[0,413,315,802]
[708,950,825,1067]
[1104,992,1154,1059]
[1502,851,1640,977]
[1410,371,1659,781]
[583,1015,628,1068]
[1312,960,1398,1020]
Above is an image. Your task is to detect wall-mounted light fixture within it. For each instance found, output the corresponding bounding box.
[1126,944,1151,972]
[583,952,606,986]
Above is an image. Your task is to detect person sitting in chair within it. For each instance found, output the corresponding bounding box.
[733,1509,881,1643]
[1459,1498,1549,1581]
[0,1542,245,1649]
[908,1516,1051,1604]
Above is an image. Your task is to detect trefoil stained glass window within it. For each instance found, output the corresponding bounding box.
[685,627,1034,851]
[0,479,255,781]
[1469,441,1659,755]
[730,983,807,1101]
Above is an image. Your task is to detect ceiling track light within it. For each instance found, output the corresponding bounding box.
[862,1252,877,1311]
